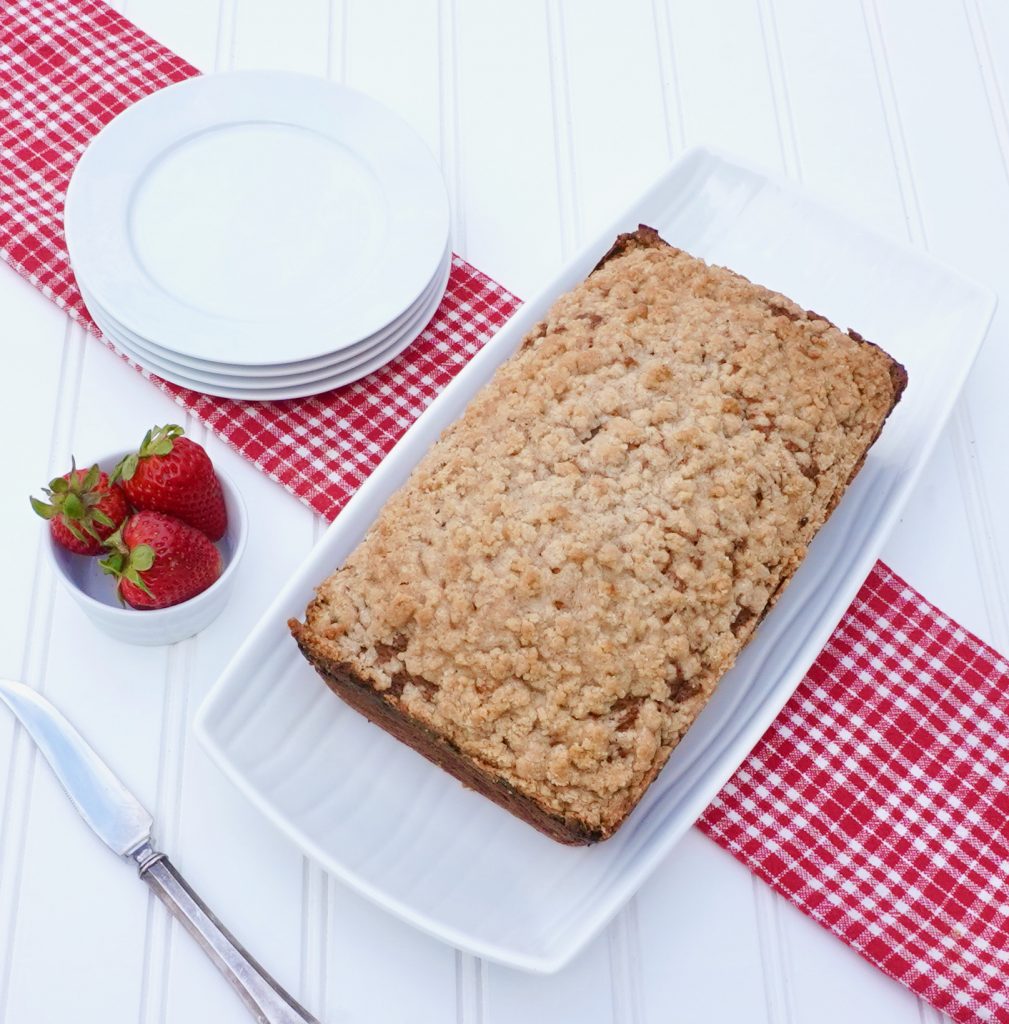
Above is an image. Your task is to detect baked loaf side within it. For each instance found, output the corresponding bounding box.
[291,226,907,844]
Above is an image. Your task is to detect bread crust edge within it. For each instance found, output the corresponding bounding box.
[289,621,606,845]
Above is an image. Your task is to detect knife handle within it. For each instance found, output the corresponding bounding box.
[132,843,320,1024]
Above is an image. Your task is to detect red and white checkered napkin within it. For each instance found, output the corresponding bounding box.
[3,1,1008,1020]
[700,563,1009,1023]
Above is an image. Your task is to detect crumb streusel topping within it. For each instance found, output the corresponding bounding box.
[301,238,901,833]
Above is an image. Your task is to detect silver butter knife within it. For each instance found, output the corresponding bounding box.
[0,678,319,1024]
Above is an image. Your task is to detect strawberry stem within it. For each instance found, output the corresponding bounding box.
[29,462,113,543]
[99,532,155,599]
[112,424,185,482]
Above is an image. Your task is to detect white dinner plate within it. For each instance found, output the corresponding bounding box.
[196,147,996,971]
[77,243,451,385]
[90,250,453,400]
[65,71,450,365]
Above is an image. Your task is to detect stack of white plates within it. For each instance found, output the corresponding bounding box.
[65,72,451,400]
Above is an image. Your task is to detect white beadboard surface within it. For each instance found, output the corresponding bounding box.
[0,1,1005,1021]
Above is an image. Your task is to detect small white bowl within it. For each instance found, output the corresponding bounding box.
[45,449,248,646]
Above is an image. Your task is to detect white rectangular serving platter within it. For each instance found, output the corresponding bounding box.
[196,146,996,973]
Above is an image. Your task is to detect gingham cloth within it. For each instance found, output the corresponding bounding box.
[2,2,1007,1020]
[699,565,1009,1022]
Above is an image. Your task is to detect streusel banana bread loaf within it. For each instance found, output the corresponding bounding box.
[290,226,907,844]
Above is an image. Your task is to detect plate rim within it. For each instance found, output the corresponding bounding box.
[75,239,453,380]
[91,251,454,401]
[79,245,453,391]
[195,143,998,972]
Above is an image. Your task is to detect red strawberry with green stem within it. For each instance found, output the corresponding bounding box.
[100,511,223,610]
[30,463,130,555]
[113,425,227,541]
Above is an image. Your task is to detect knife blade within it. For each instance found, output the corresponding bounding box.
[0,678,319,1024]
[0,678,152,854]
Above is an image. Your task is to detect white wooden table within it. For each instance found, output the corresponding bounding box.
[2,1,1007,1021]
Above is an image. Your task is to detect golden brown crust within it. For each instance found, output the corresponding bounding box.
[592,224,667,272]
[290,227,906,844]
[290,621,603,844]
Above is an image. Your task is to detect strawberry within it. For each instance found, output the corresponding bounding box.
[113,425,227,541]
[100,511,223,610]
[30,463,130,556]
